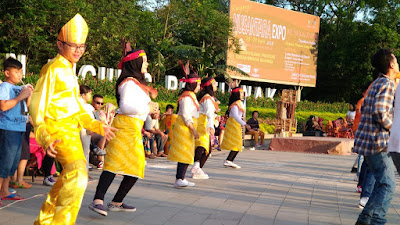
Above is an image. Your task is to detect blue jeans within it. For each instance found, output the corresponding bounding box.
[360,162,375,198]
[0,129,23,178]
[357,151,396,225]
[358,159,366,187]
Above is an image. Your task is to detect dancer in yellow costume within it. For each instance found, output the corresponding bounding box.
[89,43,157,216]
[221,87,251,169]
[168,60,200,188]
[190,77,219,179]
[30,14,116,225]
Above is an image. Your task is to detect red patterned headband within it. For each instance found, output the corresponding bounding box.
[200,78,215,88]
[179,77,201,83]
[231,87,243,93]
[118,50,146,69]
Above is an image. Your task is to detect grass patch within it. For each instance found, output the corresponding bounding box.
[103,98,345,134]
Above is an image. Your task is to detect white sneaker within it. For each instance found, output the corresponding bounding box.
[223,160,241,169]
[249,147,255,151]
[192,168,209,179]
[97,161,104,170]
[174,179,195,188]
[190,166,200,174]
[358,197,369,209]
[43,176,56,186]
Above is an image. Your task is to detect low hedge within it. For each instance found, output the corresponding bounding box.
[158,102,345,134]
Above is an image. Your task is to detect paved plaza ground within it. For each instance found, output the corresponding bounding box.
[1,148,400,225]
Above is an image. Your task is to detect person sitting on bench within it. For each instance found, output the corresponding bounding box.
[246,111,264,148]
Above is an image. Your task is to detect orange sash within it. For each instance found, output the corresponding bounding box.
[118,77,157,99]
[199,94,219,112]
[177,91,199,111]
[228,100,245,114]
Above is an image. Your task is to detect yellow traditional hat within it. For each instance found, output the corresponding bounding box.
[57,13,88,43]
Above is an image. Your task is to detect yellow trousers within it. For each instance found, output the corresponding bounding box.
[35,119,88,225]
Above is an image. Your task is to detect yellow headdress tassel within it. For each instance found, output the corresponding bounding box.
[57,13,89,43]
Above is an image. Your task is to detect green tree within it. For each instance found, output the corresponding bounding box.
[260,0,400,103]
[153,0,240,80]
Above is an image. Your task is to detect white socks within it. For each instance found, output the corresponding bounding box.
[193,161,200,169]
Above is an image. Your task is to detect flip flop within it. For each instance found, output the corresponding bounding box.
[2,193,24,200]
[9,181,20,188]
[17,181,32,189]
[10,181,32,189]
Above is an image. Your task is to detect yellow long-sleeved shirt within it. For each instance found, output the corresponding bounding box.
[29,54,103,150]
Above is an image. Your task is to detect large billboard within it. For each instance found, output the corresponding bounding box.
[227,0,320,87]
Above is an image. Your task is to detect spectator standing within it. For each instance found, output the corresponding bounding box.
[160,104,176,155]
[160,104,174,130]
[0,57,33,201]
[10,117,33,189]
[79,85,95,173]
[346,103,356,125]
[353,85,371,133]
[353,49,398,225]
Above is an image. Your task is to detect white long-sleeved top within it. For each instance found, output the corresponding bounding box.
[199,98,216,130]
[229,105,246,126]
[178,96,199,126]
[80,98,95,119]
[118,80,150,121]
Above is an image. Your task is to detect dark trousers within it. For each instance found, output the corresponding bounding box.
[176,163,189,179]
[226,151,239,161]
[194,146,211,168]
[390,152,400,176]
[94,170,138,203]
[42,155,55,177]
[155,134,163,153]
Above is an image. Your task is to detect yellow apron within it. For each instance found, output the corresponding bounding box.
[221,117,243,152]
[195,114,210,154]
[168,115,198,164]
[103,114,145,178]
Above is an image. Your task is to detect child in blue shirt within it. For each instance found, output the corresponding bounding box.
[0,57,33,203]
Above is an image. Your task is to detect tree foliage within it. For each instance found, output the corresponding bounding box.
[0,0,238,83]
[263,0,400,103]
[2,0,400,103]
